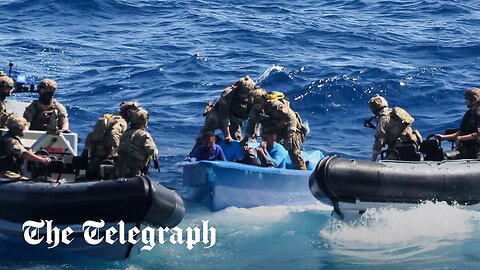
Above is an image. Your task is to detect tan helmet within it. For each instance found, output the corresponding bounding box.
[248,88,267,103]
[368,94,389,114]
[37,78,58,92]
[464,87,480,102]
[0,76,14,88]
[6,114,28,135]
[119,101,141,112]
[236,76,256,92]
[130,108,149,126]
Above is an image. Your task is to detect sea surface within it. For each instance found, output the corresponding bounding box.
[1,0,480,269]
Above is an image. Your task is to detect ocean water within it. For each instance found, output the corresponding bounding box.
[1,0,480,268]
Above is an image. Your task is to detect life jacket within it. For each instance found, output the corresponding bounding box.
[31,100,61,130]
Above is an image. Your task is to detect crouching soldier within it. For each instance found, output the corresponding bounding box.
[114,108,158,178]
[0,115,51,179]
[189,76,260,156]
[368,94,423,161]
[243,91,308,170]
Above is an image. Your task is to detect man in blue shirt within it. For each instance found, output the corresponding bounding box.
[191,131,227,161]
[256,128,288,168]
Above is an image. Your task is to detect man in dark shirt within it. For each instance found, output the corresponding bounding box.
[191,131,226,162]
[436,87,480,159]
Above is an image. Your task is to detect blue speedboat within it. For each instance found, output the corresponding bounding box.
[180,140,324,211]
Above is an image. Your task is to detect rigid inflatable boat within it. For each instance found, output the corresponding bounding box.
[309,155,480,218]
[0,100,185,259]
[180,140,325,211]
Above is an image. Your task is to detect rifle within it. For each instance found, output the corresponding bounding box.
[153,155,160,172]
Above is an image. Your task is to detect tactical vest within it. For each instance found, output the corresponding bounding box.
[382,107,415,146]
[30,100,61,130]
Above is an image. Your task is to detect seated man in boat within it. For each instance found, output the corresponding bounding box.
[82,101,141,178]
[190,131,227,162]
[243,91,308,170]
[256,127,288,168]
[0,114,51,179]
[0,75,14,128]
[368,94,422,161]
[435,88,480,159]
[114,108,159,178]
[189,76,262,156]
[23,78,70,132]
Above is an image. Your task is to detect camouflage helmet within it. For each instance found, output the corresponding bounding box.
[119,101,141,112]
[6,114,28,134]
[0,76,14,88]
[248,88,267,103]
[368,94,389,114]
[236,76,256,92]
[37,78,58,92]
[130,108,149,126]
[464,88,480,102]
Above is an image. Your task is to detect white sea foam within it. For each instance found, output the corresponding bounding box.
[320,201,480,261]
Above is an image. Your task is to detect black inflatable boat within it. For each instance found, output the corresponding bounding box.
[0,175,185,259]
[309,155,480,218]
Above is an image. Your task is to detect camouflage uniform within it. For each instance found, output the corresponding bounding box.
[246,98,307,170]
[84,113,128,160]
[0,99,7,128]
[369,94,422,160]
[114,109,158,178]
[23,99,69,131]
[372,107,420,157]
[114,128,158,178]
[0,131,27,173]
[189,77,258,157]
[0,75,14,128]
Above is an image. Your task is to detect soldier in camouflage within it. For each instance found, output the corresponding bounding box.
[0,114,51,179]
[0,75,14,128]
[114,108,158,178]
[244,92,308,170]
[435,88,480,159]
[23,78,69,132]
[83,101,141,161]
[189,76,260,156]
[368,94,422,161]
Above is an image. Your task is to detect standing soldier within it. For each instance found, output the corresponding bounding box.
[244,91,308,170]
[0,75,14,128]
[82,101,141,178]
[23,78,69,132]
[189,76,261,156]
[115,108,158,178]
